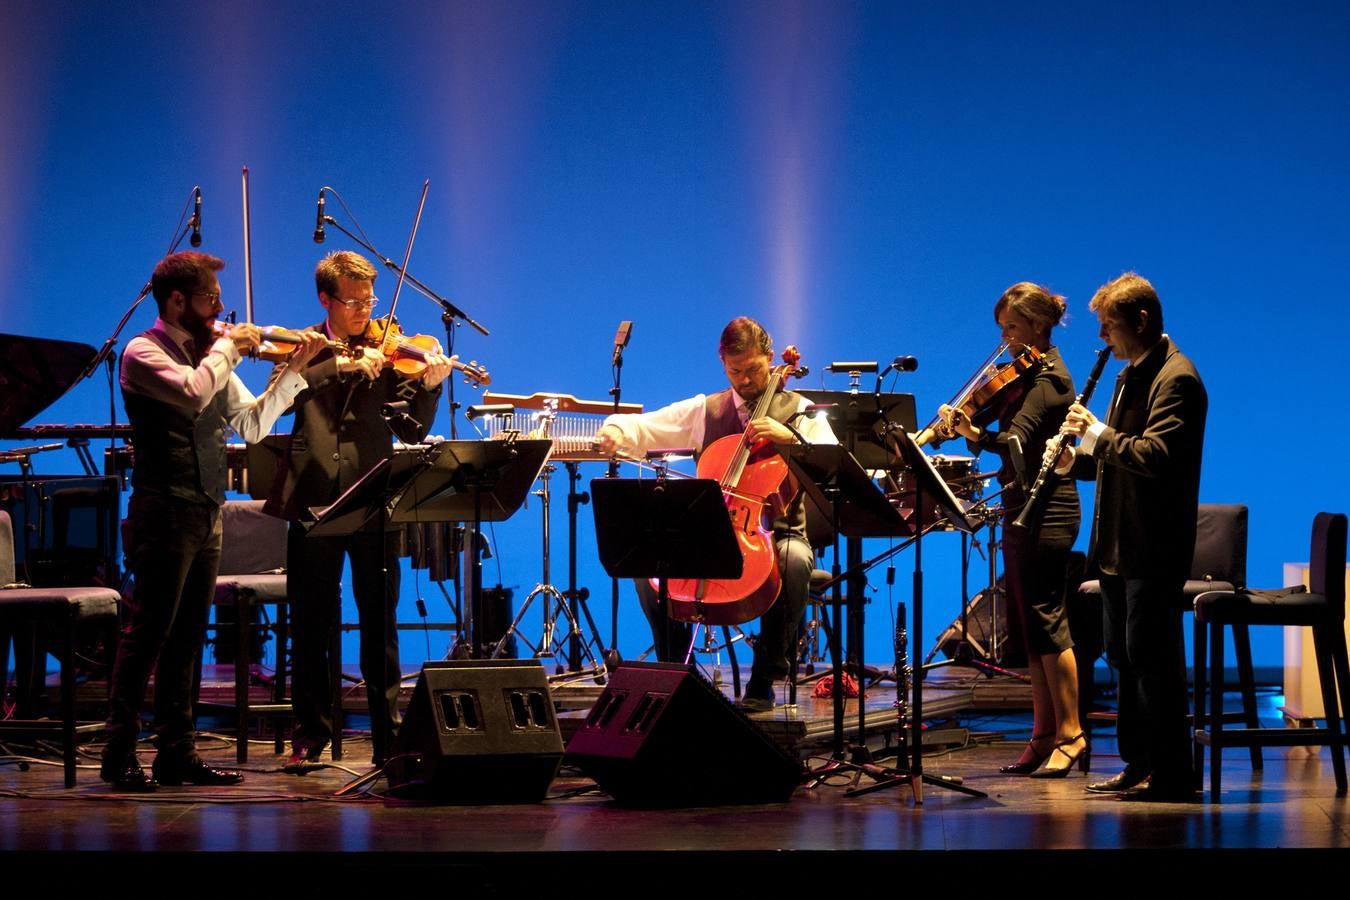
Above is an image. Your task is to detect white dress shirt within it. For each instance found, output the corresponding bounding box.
[120,317,307,443]
[603,389,835,456]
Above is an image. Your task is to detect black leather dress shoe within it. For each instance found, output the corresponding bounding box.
[152,756,245,786]
[100,756,158,793]
[1085,766,1149,794]
[286,740,327,767]
[738,679,775,712]
[1115,780,1199,803]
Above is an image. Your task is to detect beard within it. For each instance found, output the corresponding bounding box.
[179,308,217,358]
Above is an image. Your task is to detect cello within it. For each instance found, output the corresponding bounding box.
[660,346,805,626]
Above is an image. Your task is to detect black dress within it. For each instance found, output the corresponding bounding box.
[967,346,1080,656]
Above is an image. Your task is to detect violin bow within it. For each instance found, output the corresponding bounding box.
[240,166,255,325]
[381,179,429,348]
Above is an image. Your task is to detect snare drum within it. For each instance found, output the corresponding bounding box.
[887,455,984,529]
[892,455,982,500]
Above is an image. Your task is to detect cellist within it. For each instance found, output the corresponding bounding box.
[594,317,835,711]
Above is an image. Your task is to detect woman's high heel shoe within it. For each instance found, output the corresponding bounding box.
[1028,732,1090,778]
[1000,734,1055,775]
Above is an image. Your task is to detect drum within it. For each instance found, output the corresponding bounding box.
[888,455,985,529]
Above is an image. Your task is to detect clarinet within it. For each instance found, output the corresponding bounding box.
[1011,346,1111,531]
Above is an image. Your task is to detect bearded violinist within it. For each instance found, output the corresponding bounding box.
[102,251,327,791]
[594,317,835,711]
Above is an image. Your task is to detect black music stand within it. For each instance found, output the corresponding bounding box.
[796,390,916,471]
[780,443,910,766]
[844,428,984,802]
[308,439,550,656]
[590,477,742,667]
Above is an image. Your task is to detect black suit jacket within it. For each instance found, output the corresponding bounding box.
[263,326,441,523]
[1069,336,1207,581]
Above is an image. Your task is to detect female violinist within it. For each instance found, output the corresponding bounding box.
[939,282,1087,778]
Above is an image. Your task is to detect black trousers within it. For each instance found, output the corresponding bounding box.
[1100,574,1193,784]
[288,524,402,761]
[105,493,221,761]
[637,535,814,684]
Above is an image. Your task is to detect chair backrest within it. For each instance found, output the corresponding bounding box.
[0,511,15,585]
[218,500,288,576]
[1310,512,1348,609]
[1192,503,1248,588]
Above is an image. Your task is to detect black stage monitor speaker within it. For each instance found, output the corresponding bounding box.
[385,659,563,804]
[564,661,801,807]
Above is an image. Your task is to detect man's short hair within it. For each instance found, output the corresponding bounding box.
[151,251,224,313]
[1089,272,1164,343]
[718,316,773,359]
[315,250,378,297]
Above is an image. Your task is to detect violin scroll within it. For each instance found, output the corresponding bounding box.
[916,343,1044,448]
[364,316,491,387]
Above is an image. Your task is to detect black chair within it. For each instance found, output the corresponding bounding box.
[1187,504,1261,776]
[207,500,300,763]
[0,510,120,787]
[1193,511,1349,799]
[1077,504,1257,756]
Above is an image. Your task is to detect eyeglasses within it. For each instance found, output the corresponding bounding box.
[333,296,379,311]
[192,290,222,303]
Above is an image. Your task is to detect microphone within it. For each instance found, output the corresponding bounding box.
[189,187,202,247]
[381,400,423,431]
[889,355,919,372]
[466,403,515,422]
[313,188,326,244]
[612,320,633,366]
[825,361,879,374]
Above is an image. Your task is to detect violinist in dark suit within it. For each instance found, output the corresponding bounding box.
[266,250,453,765]
[1053,272,1207,801]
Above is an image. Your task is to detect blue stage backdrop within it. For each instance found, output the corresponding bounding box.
[2,1,1347,673]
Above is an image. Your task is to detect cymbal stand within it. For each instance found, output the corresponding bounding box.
[488,404,606,684]
[924,489,1027,683]
[797,577,834,677]
[562,460,618,674]
[683,621,747,695]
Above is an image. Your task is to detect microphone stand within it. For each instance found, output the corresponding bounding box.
[922,484,1029,683]
[603,335,627,668]
[82,185,202,469]
[317,213,490,337]
[318,195,492,434]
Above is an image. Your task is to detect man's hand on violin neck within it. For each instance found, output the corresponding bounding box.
[228,323,262,355]
[419,353,455,389]
[284,330,328,371]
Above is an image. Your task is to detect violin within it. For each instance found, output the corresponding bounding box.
[660,345,804,626]
[212,319,346,364]
[916,343,1043,447]
[364,316,491,387]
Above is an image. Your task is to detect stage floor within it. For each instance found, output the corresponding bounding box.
[2,678,1347,887]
